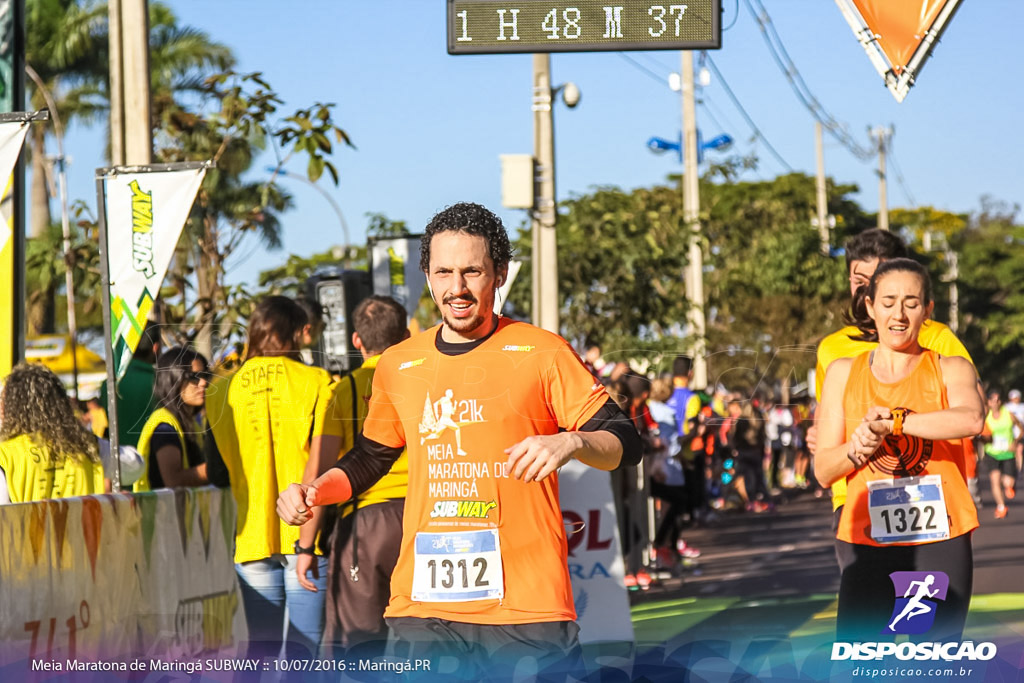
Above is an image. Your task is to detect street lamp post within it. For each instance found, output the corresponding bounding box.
[531,55,579,334]
[25,66,78,401]
[267,166,351,262]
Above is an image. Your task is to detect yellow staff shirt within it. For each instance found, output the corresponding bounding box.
[206,356,335,563]
[0,434,104,503]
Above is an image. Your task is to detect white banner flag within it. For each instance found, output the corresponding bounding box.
[370,235,427,320]
[0,120,29,252]
[102,166,206,380]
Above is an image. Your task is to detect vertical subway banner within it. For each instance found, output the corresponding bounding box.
[370,235,427,320]
[102,167,206,380]
[0,118,28,374]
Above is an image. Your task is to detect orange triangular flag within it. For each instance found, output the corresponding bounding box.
[836,0,964,102]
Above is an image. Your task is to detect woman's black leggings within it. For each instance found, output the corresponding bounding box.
[837,532,973,643]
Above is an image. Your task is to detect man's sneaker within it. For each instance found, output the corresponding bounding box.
[995,505,1008,519]
[654,547,678,568]
[677,540,702,559]
[624,573,637,589]
[635,570,653,590]
[1006,483,1016,500]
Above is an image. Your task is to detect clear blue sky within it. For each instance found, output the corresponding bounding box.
[59,0,1024,286]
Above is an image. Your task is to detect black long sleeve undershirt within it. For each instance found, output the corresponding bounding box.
[334,397,642,496]
[579,397,643,467]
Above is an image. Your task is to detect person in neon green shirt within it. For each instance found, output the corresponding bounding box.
[0,364,105,503]
[980,390,1023,519]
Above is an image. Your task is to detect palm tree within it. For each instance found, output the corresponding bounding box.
[24,0,234,333]
[25,0,107,238]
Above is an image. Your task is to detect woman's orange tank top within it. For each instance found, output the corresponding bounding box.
[837,349,978,546]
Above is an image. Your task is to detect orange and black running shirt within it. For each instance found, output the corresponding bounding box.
[351,318,611,625]
[837,350,978,546]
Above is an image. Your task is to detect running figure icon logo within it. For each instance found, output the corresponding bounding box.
[418,389,485,455]
[884,571,949,635]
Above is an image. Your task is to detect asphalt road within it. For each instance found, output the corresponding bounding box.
[624,483,1024,682]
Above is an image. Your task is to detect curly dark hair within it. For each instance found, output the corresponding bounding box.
[845,228,908,273]
[0,363,98,464]
[419,202,513,274]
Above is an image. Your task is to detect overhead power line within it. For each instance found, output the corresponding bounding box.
[701,54,793,171]
[887,141,917,207]
[741,0,874,161]
[617,52,671,88]
[618,50,792,171]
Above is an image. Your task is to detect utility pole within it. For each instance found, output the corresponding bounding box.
[870,125,892,231]
[109,0,152,165]
[947,250,959,334]
[532,54,558,333]
[108,0,124,165]
[681,51,707,390]
[814,122,829,254]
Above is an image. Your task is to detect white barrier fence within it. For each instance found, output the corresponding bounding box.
[0,487,246,667]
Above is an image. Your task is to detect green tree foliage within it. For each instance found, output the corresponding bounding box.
[509,185,689,355]
[510,171,864,392]
[702,173,863,392]
[25,0,234,334]
[954,198,1024,388]
[366,212,411,238]
[155,70,352,357]
[25,215,103,335]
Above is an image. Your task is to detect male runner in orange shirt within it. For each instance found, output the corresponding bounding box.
[278,202,641,674]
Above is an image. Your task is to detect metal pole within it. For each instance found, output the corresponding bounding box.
[95,175,120,490]
[682,51,707,389]
[871,126,891,231]
[25,67,79,402]
[121,0,152,165]
[533,54,558,334]
[815,122,829,255]
[108,0,125,166]
[271,168,350,254]
[947,250,959,334]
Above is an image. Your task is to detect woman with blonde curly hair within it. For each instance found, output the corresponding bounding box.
[0,363,106,504]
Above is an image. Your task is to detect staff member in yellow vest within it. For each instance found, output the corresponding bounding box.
[135,347,211,491]
[206,296,337,659]
[0,364,106,504]
[321,295,410,657]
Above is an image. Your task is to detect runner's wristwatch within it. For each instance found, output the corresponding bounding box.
[891,407,912,437]
[294,541,316,555]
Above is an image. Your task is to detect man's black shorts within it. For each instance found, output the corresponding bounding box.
[984,456,1018,478]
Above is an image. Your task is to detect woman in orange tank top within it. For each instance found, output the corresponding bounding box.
[815,258,984,643]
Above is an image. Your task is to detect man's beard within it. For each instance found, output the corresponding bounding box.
[441,293,491,336]
[442,308,487,334]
